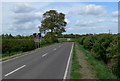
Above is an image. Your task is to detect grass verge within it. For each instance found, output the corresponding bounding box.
[71,43,81,79]
[79,45,117,80]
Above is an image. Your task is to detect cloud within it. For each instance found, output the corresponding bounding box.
[34,11,43,17]
[68,4,106,16]
[75,17,107,28]
[10,13,42,31]
[75,18,105,27]
[112,11,120,17]
[111,18,118,23]
[12,3,35,13]
[97,18,106,22]
[84,4,106,15]
[76,20,94,27]
[13,12,42,24]
[10,11,43,31]
[9,22,37,31]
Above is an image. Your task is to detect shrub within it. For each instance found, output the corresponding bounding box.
[2,39,35,55]
[78,34,119,78]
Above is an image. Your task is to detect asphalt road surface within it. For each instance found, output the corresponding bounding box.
[2,42,74,79]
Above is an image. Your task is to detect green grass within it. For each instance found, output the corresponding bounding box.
[71,43,81,79]
[79,45,117,80]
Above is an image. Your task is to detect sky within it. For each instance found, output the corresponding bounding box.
[1,1,119,35]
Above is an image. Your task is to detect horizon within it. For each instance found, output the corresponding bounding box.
[1,32,118,37]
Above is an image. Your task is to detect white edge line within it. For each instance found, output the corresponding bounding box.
[1,52,34,63]
[63,43,74,80]
[1,43,60,63]
[5,65,26,77]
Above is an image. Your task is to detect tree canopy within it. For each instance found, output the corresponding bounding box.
[40,10,67,36]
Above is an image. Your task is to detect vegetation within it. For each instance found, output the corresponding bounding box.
[78,34,119,79]
[39,10,67,43]
[2,38,36,57]
[71,43,81,79]
[79,45,117,79]
[1,34,56,58]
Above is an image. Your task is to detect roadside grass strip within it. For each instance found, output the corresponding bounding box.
[71,43,81,79]
[79,45,117,80]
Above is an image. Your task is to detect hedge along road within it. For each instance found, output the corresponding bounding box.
[2,42,74,79]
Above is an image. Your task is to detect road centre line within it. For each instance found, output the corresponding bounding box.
[42,53,48,57]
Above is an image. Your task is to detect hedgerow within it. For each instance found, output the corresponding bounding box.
[2,39,36,55]
[78,34,119,78]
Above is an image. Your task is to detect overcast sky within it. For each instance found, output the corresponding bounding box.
[1,1,119,35]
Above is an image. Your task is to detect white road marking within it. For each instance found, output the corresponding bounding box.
[63,43,74,80]
[53,48,56,51]
[5,65,26,77]
[1,54,28,63]
[42,53,48,57]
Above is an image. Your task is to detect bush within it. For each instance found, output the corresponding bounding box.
[2,39,35,55]
[83,35,96,50]
[78,34,119,78]
[44,32,58,44]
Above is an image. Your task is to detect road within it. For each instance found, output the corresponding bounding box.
[2,42,73,80]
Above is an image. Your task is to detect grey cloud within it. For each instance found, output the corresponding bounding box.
[14,14,42,24]
[75,17,106,27]
[75,20,97,27]
[13,11,43,24]
[12,3,35,13]
[111,19,118,23]
[10,12,43,32]
[112,11,120,17]
[9,21,37,31]
[10,2,43,33]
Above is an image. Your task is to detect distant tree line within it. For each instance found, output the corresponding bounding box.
[58,34,81,38]
[1,34,33,39]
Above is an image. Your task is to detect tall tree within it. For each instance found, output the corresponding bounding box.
[40,10,67,36]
